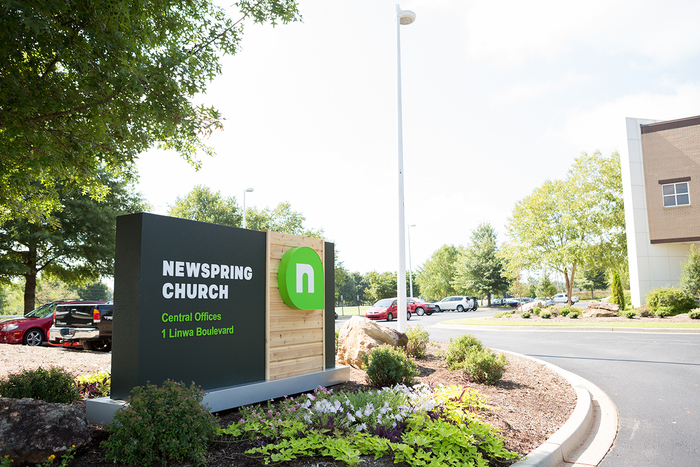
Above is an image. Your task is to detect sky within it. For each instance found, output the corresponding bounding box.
[136,0,700,276]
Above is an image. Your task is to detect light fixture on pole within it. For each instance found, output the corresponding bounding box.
[396,4,415,332]
[408,224,416,298]
[243,188,254,229]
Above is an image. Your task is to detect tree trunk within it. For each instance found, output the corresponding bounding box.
[22,246,38,313]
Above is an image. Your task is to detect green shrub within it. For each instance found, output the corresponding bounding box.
[689,308,700,319]
[493,311,508,318]
[622,310,637,319]
[359,345,419,388]
[559,306,573,317]
[405,325,431,359]
[654,307,672,318]
[520,312,530,319]
[637,306,653,317]
[460,349,508,385]
[76,370,111,399]
[568,310,580,319]
[0,367,79,403]
[540,310,552,319]
[645,287,696,315]
[611,271,626,310]
[532,307,541,315]
[102,380,218,466]
[445,334,484,369]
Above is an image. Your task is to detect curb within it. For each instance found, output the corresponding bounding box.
[434,323,700,333]
[501,351,618,467]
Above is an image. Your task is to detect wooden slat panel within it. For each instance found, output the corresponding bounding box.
[270,315,323,330]
[269,342,323,362]
[269,329,323,347]
[269,355,324,380]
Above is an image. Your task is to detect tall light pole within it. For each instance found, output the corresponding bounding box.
[408,224,416,298]
[396,4,415,332]
[243,187,254,229]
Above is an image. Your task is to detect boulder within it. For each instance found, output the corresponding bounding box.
[522,300,546,312]
[582,301,620,317]
[336,316,408,369]
[0,398,91,464]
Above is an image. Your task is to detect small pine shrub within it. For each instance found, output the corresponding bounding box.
[645,287,696,315]
[520,312,530,319]
[637,306,653,317]
[611,271,626,310]
[359,345,419,388]
[689,308,700,319]
[445,334,484,369]
[405,325,431,359]
[532,307,541,315]
[460,349,508,385]
[0,367,79,403]
[622,310,637,319]
[76,370,111,399]
[654,307,672,318]
[102,380,218,466]
[568,310,580,319]
[540,310,552,319]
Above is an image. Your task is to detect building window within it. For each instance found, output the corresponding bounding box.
[662,182,690,207]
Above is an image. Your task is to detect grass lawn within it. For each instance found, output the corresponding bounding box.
[441,318,700,329]
[335,305,371,316]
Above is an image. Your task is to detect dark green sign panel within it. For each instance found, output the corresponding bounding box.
[112,213,266,399]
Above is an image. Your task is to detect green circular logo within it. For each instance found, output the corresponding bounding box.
[278,247,325,310]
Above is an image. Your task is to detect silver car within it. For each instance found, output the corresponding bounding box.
[434,296,476,312]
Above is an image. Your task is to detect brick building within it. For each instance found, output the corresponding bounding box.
[622,116,700,307]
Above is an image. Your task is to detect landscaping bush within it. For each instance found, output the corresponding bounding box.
[359,345,419,388]
[654,307,672,318]
[532,307,541,315]
[405,325,431,359]
[611,271,626,310]
[493,311,509,318]
[559,306,574,317]
[540,310,552,319]
[445,334,484,369]
[689,308,700,319]
[568,310,580,319]
[460,349,508,385]
[102,380,218,466]
[645,287,696,315]
[637,306,653,317]
[622,310,637,319]
[520,312,530,319]
[76,370,111,399]
[0,366,79,404]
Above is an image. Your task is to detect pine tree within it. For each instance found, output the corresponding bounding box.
[611,272,625,310]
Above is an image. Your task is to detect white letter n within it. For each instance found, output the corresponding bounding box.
[296,263,314,294]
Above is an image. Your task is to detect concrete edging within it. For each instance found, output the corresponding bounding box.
[501,350,618,467]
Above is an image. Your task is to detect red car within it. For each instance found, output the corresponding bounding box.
[365,298,413,321]
[0,300,104,346]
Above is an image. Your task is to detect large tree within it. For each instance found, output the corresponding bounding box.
[502,151,626,305]
[0,0,300,223]
[246,202,324,239]
[0,171,145,312]
[453,223,508,306]
[416,245,461,302]
[169,185,242,227]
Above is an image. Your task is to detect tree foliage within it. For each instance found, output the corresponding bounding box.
[611,271,625,310]
[537,275,558,298]
[246,202,324,239]
[502,151,626,305]
[416,245,461,301]
[169,185,242,227]
[0,171,145,312]
[453,223,508,305]
[578,267,608,300]
[0,0,301,222]
[680,245,700,298]
[364,271,397,305]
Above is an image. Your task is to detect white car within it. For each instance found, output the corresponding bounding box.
[552,293,579,304]
[434,296,477,312]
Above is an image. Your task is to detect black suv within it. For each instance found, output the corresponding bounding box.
[49,301,113,351]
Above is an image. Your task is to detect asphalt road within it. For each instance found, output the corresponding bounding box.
[412,313,700,467]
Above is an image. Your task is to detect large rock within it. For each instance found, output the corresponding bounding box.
[336,316,408,369]
[583,301,620,317]
[522,300,546,312]
[0,398,91,464]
